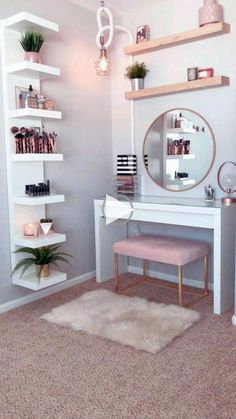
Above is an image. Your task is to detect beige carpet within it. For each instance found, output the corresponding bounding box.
[41,289,200,353]
[0,275,235,419]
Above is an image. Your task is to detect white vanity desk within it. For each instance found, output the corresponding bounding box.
[94,196,236,315]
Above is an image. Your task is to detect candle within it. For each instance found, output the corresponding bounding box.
[23,222,39,237]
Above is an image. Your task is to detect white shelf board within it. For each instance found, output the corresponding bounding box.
[9,108,62,120]
[167,128,196,134]
[3,12,58,34]
[12,270,67,291]
[13,195,65,205]
[15,233,66,248]
[166,154,196,160]
[166,179,195,187]
[6,61,60,79]
[10,154,63,162]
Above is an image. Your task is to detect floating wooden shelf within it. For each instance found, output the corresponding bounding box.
[124,22,230,56]
[12,270,67,291]
[14,233,66,249]
[6,61,60,80]
[10,154,63,162]
[125,76,230,101]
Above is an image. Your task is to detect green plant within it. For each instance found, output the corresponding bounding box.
[40,218,53,223]
[19,32,44,52]
[12,244,72,278]
[124,61,149,79]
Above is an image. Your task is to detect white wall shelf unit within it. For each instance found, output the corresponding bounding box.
[12,271,66,291]
[6,61,60,79]
[1,12,67,290]
[167,128,196,134]
[10,154,63,162]
[15,233,66,248]
[9,109,62,119]
[12,195,65,205]
[3,12,59,34]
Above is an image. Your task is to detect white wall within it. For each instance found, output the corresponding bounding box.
[0,0,112,305]
[110,0,236,199]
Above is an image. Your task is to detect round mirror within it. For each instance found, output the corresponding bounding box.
[143,108,216,191]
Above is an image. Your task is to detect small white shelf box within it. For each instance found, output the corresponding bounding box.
[15,233,66,248]
[167,128,196,134]
[3,12,59,33]
[10,154,63,162]
[6,61,60,80]
[9,108,62,120]
[12,270,67,291]
[166,154,196,160]
[13,195,65,205]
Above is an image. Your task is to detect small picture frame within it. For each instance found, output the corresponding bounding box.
[136,25,150,44]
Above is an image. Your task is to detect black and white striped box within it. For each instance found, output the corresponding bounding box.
[117,155,137,176]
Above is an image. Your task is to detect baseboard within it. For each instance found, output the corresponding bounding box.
[128,265,213,291]
[232,315,236,326]
[0,270,96,314]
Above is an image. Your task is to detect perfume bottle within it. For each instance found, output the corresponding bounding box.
[25,85,38,109]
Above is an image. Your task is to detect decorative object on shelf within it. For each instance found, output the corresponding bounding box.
[136,25,150,43]
[43,97,55,111]
[204,184,215,201]
[187,67,198,81]
[12,126,57,154]
[113,175,140,196]
[117,154,137,175]
[40,218,53,236]
[167,139,191,155]
[19,31,44,63]
[95,1,133,77]
[15,85,56,111]
[23,222,39,237]
[175,171,189,179]
[199,0,223,27]
[25,180,50,197]
[174,112,193,130]
[124,61,149,91]
[217,161,236,204]
[198,67,214,79]
[12,244,72,279]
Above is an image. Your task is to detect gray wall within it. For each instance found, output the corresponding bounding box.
[0,0,113,304]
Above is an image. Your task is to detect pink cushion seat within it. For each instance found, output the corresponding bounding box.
[113,235,210,266]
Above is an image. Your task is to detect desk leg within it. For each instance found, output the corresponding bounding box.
[94,203,127,283]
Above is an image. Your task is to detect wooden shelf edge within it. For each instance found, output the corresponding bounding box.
[125,76,230,101]
[124,22,230,56]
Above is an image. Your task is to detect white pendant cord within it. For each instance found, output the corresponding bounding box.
[96,4,135,156]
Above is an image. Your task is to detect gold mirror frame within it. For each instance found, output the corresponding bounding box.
[142,108,216,192]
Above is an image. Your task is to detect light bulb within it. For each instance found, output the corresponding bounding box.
[95,48,111,76]
[222,174,236,193]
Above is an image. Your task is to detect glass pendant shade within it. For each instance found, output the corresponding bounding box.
[95,48,111,76]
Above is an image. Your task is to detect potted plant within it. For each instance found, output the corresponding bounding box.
[19,32,44,63]
[124,61,149,91]
[12,244,72,279]
[40,218,53,236]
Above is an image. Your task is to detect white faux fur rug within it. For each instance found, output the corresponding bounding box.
[41,289,200,354]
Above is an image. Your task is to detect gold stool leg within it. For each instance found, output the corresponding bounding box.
[114,253,119,291]
[204,255,209,295]
[143,259,148,278]
[178,265,183,305]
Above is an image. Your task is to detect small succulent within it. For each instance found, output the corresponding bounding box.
[19,32,44,52]
[124,62,149,79]
[40,218,53,223]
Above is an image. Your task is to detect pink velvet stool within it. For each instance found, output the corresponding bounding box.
[113,235,210,307]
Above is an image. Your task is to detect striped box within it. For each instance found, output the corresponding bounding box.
[117,155,137,176]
